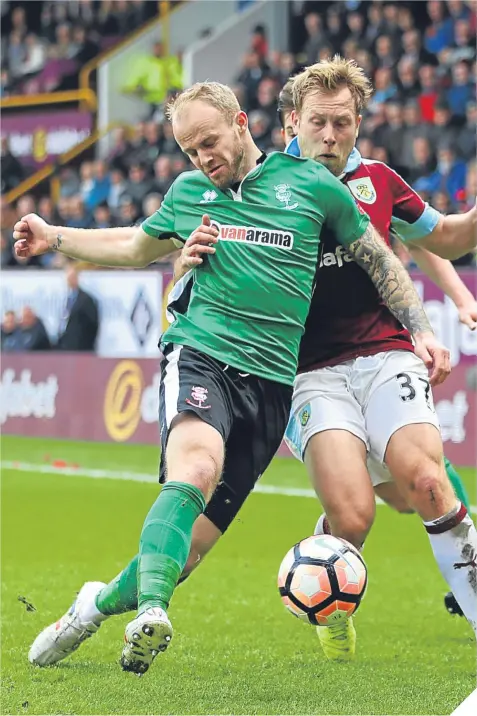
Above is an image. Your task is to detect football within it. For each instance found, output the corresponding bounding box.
[278,534,368,626]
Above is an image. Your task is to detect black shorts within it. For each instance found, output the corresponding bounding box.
[159,344,292,533]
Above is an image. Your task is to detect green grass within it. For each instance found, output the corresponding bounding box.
[1,436,476,715]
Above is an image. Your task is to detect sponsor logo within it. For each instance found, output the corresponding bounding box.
[210,220,294,250]
[436,391,468,444]
[200,189,218,204]
[319,245,354,268]
[299,403,311,427]
[0,368,58,424]
[274,183,299,210]
[186,386,211,409]
[103,360,144,442]
[347,177,377,204]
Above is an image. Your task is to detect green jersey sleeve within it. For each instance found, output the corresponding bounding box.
[322,171,370,247]
[141,182,183,245]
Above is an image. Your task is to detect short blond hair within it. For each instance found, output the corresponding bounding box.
[293,55,373,115]
[166,81,241,123]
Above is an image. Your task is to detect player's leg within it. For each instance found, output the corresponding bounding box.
[287,365,374,660]
[121,345,232,673]
[366,352,477,635]
[444,457,471,512]
[369,457,415,514]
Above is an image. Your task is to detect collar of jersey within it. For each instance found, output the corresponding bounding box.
[226,152,267,200]
[284,138,362,177]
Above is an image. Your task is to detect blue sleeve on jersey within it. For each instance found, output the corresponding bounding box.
[391,203,441,242]
[285,136,301,157]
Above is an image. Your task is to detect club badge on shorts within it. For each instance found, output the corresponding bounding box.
[299,403,311,427]
[186,386,211,409]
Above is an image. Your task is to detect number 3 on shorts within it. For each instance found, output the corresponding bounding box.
[396,372,433,411]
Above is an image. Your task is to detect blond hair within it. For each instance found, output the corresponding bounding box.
[293,55,373,115]
[166,81,241,123]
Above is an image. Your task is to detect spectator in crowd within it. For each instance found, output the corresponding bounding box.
[429,99,459,151]
[19,306,51,351]
[1,231,17,268]
[235,51,269,111]
[446,61,474,118]
[92,202,114,229]
[379,100,405,170]
[107,126,132,173]
[137,121,163,166]
[441,19,476,66]
[85,160,111,210]
[409,136,437,183]
[456,101,477,161]
[67,196,90,229]
[125,162,155,205]
[1,310,23,352]
[117,194,141,225]
[365,2,384,48]
[397,5,415,34]
[401,29,438,67]
[250,24,268,62]
[153,155,174,195]
[1,137,24,194]
[142,193,162,220]
[303,12,327,65]
[108,168,128,212]
[395,58,420,100]
[418,64,440,121]
[57,261,99,352]
[374,34,397,70]
[421,144,467,201]
[18,33,46,79]
[326,7,347,53]
[70,23,98,64]
[346,12,368,49]
[424,0,454,55]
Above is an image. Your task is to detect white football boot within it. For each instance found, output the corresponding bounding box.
[28,581,107,666]
[120,607,173,675]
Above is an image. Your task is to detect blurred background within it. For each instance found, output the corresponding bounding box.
[1,0,475,463]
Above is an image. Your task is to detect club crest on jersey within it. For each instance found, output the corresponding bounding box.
[200,190,218,203]
[186,386,211,409]
[347,177,377,204]
[274,183,299,210]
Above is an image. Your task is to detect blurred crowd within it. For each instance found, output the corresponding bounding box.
[1,0,157,95]
[1,0,476,272]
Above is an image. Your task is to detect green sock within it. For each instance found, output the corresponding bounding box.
[95,556,139,616]
[138,481,206,613]
[445,457,470,512]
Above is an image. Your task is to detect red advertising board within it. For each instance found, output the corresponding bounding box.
[1,353,475,466]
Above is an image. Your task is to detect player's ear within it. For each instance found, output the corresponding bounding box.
[236,111,248,133]
[355,114,362,139]
[291,109,299,130]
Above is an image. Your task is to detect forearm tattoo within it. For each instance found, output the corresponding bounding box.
[51,233,63,251]
[348,224,433,336]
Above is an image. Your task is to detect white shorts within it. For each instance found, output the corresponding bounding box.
[285,351,440,486]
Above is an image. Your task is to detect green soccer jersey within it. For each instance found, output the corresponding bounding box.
[142,152,369,385]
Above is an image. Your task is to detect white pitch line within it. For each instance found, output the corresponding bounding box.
[1,460,476,513]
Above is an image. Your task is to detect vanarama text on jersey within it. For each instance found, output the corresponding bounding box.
[210,221,294,250]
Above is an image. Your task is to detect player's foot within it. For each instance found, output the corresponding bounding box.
[316,617,356,661]
[444,591,464,617]
[120,607,173,675]
[28,581,106,666]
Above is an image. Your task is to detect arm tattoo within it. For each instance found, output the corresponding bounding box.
[347,224,433,336]
[51,233,63,251]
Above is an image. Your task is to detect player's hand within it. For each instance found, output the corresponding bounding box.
[181,214,219,269]
[414,331,451,386]
[457,299,477,331]
[13,213,51,258]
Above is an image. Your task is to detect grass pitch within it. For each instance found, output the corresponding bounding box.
[1,435,476,715]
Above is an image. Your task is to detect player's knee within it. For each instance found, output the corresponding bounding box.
[176,448,220,498]
[409,459,448,509]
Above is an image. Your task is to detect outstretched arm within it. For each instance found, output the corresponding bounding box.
[407,205,477,260]
[13,214,176,268]
[407,243,477,330]
[347,223,451,385]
